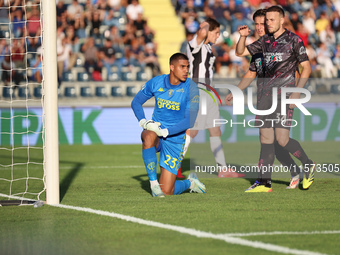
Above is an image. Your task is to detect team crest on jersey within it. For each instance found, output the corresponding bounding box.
[168,89,174,97]
[299,46,306,55]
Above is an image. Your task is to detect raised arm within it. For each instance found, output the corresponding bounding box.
[236,25,251,57]
[196,21,210,46]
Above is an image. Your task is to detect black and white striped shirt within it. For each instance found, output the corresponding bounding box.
[187,34,216,81]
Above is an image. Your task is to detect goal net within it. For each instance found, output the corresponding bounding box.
[0,0,59,205]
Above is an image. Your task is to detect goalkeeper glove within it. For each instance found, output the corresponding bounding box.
[139,119,168,138]
[147,124,169,138]
[139,119,156,129]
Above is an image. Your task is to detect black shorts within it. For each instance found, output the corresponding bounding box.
[255,96,294,130]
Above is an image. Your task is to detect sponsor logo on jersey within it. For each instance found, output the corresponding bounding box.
[157,88,165,92]
[176,88,185,93]
[157,98,180,111]
[265,52,283,63]
[255,58,262,68]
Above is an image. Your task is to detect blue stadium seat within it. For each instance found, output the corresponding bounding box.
[136,71,147,81]
[64,87,77,97]
[121,72,133,81]
[80,86,92,97]
[111,86,123,97]
[330,84,340,94]
[126,86,138,97]
[77,72,90,82]
[95,86,107,97]
[18,87,31,98]
[2,87,15,98]
[34,86,42,98]
[62,71,74,82]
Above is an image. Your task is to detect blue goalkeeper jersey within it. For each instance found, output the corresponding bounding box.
[141,74,199,135]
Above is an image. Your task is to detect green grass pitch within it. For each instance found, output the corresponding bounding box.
[1,141,340,255]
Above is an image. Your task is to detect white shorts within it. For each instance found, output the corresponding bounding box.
[191,88,221,130]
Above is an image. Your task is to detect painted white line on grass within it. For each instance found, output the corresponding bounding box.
[59,165,144,169]
[51,203,328,255]
[223,230,340,237]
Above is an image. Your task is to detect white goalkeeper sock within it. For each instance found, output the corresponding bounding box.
[210,136,226,166]
[150,180,159,189]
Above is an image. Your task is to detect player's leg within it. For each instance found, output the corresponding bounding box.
[141,130,164,196]
[275,128,315,189]
[274,139,300,177]
[208,126,225,167]
[159,135,206,195]
[246,128,274,192]
[177,129,199,178]
[274,140,301,189]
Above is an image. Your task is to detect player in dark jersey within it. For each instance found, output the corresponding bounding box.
[226,9,302,189]
[131,53,206,197]
[235,5,315,192]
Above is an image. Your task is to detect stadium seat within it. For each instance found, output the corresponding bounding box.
[34,86,42,98]
[80,86,92,97]
[2,87,15,98]
[18,87,31,98]
[64,87,77,97]
[315,84,329,94]
[126,86,138,97]
[108,73,120,82]
[95,86,107,97]
[136,71,147,81]
[330,84,340,94]
[121,71,133,81]
[77,72,90,82]
[62,71,74,82]
[111,86,123,97]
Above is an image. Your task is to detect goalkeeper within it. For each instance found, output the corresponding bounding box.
[131,53,206,197]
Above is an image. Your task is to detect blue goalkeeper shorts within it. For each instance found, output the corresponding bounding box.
[156,133,186,175]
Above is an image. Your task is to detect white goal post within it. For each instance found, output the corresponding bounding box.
[0,0,59,205]
[42,0,59,205]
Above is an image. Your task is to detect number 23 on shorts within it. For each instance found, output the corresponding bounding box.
[164,155,177,169]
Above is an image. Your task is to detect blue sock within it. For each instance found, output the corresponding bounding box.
[142,147,157,181]
[174,180,191,195]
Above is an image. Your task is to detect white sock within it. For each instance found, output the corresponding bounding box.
[189,179,194,189]
[150,180,159,189]
[210,136,226,166]
[182,134,191,159]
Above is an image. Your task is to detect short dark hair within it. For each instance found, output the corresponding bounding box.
[266,5,285,17]
[205,18,220,31]
[253,9,267,21]
[169,53,188,65]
